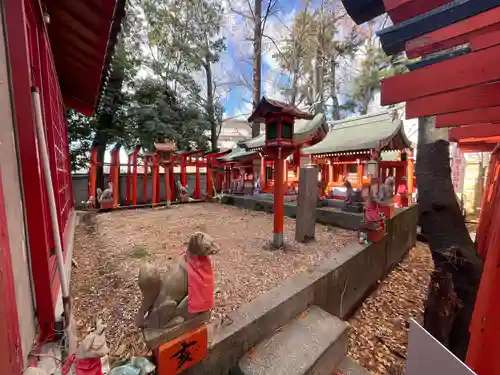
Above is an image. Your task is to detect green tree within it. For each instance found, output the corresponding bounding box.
[127,78,210,151]
[139,0,226,149]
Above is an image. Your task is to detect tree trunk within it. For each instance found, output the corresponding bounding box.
[416,116,483,360]
[205,59,217,151]
[252,0,262,138]
[330,58,340,121]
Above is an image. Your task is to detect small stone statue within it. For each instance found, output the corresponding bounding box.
[136,232,220,348]
[76,319,109,359]
[97,182,113,203]
[378,176,395,203]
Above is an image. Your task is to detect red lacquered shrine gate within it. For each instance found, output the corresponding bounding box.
[339,0,500,373]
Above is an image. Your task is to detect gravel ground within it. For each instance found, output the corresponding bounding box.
[347,242,434,375]
[71,203,355,363]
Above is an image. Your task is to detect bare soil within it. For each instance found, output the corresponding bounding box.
[347,242,434,374]
[71,203,355,363]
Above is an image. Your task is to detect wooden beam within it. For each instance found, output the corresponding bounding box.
[384,0,452,24]
[405,6,500,58]
[458,142,498,152]
[405,81,500,119]
[449,123,500,141]
[381,44,500,105]
[471,29,500,50]
[436,106,500,127]
[377,0,500,56]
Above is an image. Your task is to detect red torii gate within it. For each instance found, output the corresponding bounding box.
[340,1,500,374]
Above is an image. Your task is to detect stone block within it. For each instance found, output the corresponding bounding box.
[335,357,371,375]
[296,167,318,242]
[234,306,347,375]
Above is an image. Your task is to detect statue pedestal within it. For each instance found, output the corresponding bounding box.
[143,311,211,350]
[100,199,114,210]
[155,325,208,375]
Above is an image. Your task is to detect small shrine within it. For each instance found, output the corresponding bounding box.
[302,110,414,204]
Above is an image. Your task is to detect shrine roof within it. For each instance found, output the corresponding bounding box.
[302,111,412,156]
[240,112,327,150]
[154,142,177,152]
[247,97,314,123]
[217,147,257,162]
[45,0,126,116]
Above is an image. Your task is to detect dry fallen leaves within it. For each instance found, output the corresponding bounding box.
[71,203,355,365]
[347,242,434,375]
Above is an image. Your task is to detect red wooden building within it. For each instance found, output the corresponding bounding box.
[0,0,124,373]
[340,0,500,373]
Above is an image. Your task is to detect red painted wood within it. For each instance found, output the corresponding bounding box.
[467,146,500,375]
[458,142,498,153]
[448,123,500,141]
[436,106,500,127]
[405,6,500,58]
[381,44,500,105]
[0,170,24,375]
[471,29,500,51]
[405,82,500,119]
[5,0,56,339]
[384,0,452,24]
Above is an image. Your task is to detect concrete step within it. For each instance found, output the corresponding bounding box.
[334,357,372,375]
[232,305,348,375]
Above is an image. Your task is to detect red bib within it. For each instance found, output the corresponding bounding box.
[187,254,214,313]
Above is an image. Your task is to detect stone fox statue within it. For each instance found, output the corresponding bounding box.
[96,182,113,203]
[378,176,395,203]
[136,232,220,332]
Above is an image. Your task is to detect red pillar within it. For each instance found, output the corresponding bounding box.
[143,156,149,204]
[132,149,139,206]
[194,165,201,199]
[181,155,187,187]
[206,156,214,198]
[126,153,131,205]
[273,152,285,248]
[164,165,171,201]
[170,165,175,199]
[111,145,120,208]
[152,154,159,204]
[225,166,231,190]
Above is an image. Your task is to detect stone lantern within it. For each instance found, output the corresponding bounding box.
[248,97,313,248]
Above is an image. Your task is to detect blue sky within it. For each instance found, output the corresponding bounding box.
[220,0,304,119]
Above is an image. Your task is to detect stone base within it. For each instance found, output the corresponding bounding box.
[143,312,211,350]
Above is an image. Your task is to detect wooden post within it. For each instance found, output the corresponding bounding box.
[181,155,187,187]
[261,156,266,190]
[88,146,98,202]
[407,152,415,200]
[206,156,213,199]
[126,153,131,205]
[170,165,175,200]
[164,164,171,202]
[225,166,231,190]
[111,145,120,208]
[195,164,201,199]
[357,162,363,185]
[143,156,149,204]
[132,148,139,206]
[273,151,285,248]
[328,162,333,184]
[152,154,159,204]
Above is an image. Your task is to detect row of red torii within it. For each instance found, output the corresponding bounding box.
[87,99,415,209]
